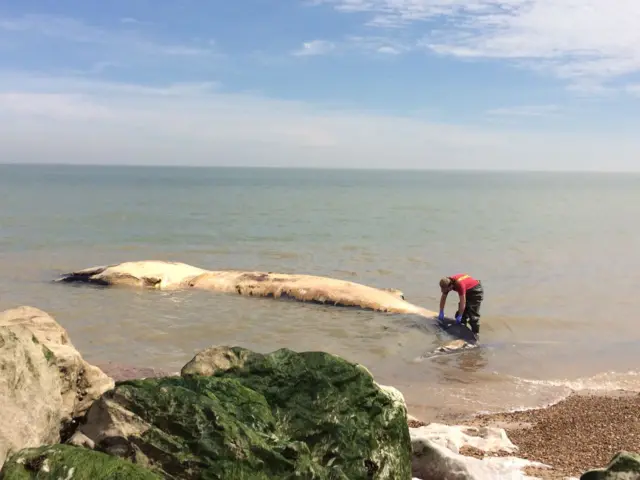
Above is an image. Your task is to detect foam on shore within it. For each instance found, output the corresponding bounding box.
[489,370,640,414]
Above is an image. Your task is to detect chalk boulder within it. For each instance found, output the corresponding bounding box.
[410,423,550,480]
[414,423,519,455]
[0,306,114,422]
[0,306,114,469]
[78,345,413,479]
[0,317,62,469]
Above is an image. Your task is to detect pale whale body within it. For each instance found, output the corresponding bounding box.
[57,260,475,354]
[57,260,437,317]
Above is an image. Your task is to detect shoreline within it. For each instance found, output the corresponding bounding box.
[99,359,640,478]
[93,361,178,382]
[2,300,638,479]
[409,388,640,479]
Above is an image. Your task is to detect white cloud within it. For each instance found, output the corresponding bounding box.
[0,92,113,120]
[292,40,336,56]
[487,104,559,117]
[625,84,640,96]
[309,0,640,89]
[347,35,412,55]
[120,17,148,25]
[377,46,401,55]
[1,71,639,171]
[291,35,412,57]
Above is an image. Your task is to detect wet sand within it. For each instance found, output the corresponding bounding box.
[94,362,177,382]
[443,389,640,478]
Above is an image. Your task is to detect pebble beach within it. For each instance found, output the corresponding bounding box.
[429,389,640,478]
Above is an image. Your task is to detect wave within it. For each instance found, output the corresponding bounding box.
[475,370,640,415]
[512,370,640,394]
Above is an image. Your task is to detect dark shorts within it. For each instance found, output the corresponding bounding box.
[462,281,483,333]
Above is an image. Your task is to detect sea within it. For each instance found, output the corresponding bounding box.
[1,163,640,421]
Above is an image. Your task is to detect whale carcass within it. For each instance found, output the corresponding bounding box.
[56,260,436,317]
[56,260,475,354]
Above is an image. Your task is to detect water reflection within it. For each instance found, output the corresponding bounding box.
[429,348,490,376]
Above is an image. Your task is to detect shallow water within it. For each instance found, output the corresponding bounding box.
[2,164,640,420]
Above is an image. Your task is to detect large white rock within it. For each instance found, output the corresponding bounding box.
[0,306,114,469]
[0,319,62,469]
[410,423,551,480]
[415,423,518,455]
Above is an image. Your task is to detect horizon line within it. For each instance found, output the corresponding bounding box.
[1,161,640,175]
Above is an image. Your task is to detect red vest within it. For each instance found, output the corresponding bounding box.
[450,273,479,294]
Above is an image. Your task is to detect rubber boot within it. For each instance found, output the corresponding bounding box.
[469,320,480,341]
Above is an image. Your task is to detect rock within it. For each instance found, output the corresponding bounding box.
[414,423,518,455]
[409,424,550,480]
[67,431,95,449]
[0,444,161,479]
[375,383,408,412]
[0,320,62,469]
[0,306,114,469]
[0,306,114,422]
[180,344,254,377]
[580,451,640,480]
[57,260,436,317]
[79,346,413,479]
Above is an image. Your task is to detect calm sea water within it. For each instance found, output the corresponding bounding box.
[1,164,640,420]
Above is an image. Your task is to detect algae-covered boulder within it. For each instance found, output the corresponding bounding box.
[0,444,161,479]
[79,346,412,480]
[580,451,640,480]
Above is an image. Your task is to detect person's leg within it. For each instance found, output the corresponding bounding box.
[464,282,483,335]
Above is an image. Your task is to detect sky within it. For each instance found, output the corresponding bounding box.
[1,0,640,171]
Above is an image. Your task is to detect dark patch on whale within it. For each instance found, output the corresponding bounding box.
[436,317,479,345]
[410,316,481,361]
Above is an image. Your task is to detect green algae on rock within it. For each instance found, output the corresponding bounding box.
[0,444,161,479]
[580,451,640,480]
[79,346,412,480]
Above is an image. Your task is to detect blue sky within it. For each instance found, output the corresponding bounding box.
[1,0,639,170]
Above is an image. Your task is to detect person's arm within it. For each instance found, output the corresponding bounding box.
[439,292,448,313]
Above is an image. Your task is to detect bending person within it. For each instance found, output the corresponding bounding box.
[438,273,484,336]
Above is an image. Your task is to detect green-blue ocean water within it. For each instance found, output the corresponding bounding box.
[1,164,639,420]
